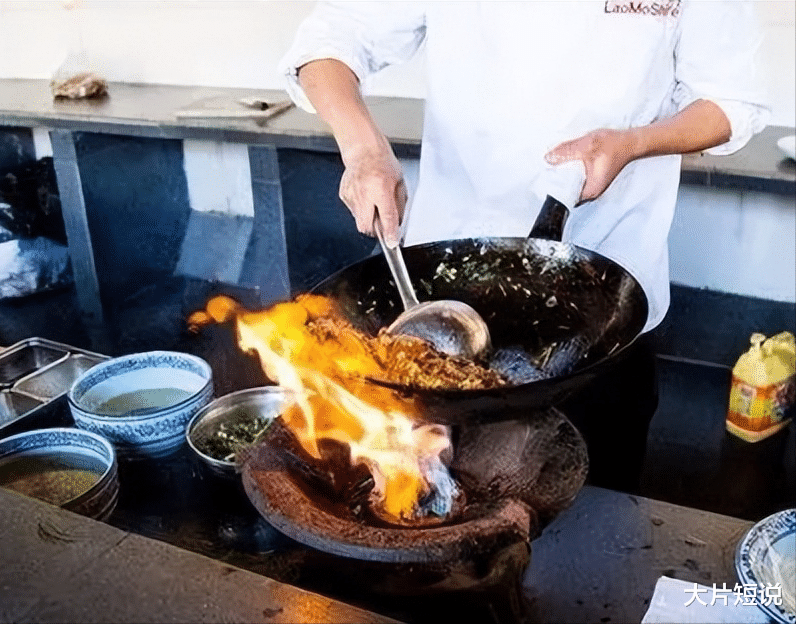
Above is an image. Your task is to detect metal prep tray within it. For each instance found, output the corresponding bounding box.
[0,340,67,388]
[0,338,109,437]
[13,354,106,401]
[0,390,44,426]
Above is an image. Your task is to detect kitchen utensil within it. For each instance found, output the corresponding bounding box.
[68,351,213,460]
[0,391,43,425]
[0,340,66,388]
[186,386,292,478]
[311,166,648,425]
[174,99,293,120]
[370,162,585,362]
[373,210,492,360]
[0,338,108,437]
[14,354,105,401]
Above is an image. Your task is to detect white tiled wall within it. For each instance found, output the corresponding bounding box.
[182,140,254,217]
[755,1,796,128]
[0,0,791,125]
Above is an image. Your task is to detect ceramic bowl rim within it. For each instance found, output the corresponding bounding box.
[734,508,796,624]
[67,351,213,422]
[0,426,117,506]
[186,385,291,469]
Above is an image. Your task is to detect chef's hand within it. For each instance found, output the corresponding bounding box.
[339,140,407,248]
[544,101,733,203]
[297,59,407,247]
[544,129,639,203]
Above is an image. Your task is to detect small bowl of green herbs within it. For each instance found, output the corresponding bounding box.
[186,386,290,478]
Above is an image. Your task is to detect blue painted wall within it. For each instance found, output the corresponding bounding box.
[277,148,377,293]
[73,132,191,305]
[0,127,35,173]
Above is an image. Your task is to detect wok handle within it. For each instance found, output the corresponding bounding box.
[528,195,569,242]
[373,209,420,311]
[528,160,586,242]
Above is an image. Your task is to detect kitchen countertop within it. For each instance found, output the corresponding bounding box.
[0,483,760,624]
[1,78,794,192]
[522,486,757,624]
[0,487,400,624]
[0,79,421,157]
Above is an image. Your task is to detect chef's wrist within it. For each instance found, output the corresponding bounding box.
[338,129,394,168]
[323,104,388,165]
[623,127,646,162]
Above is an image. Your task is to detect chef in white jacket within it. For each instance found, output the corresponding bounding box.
[280,0,769,334]
[279,1,769,491]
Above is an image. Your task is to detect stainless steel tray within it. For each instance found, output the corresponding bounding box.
[0,340,67,388]
[14,354,105,401]
[0,338,108,436]
[0,390,44,421]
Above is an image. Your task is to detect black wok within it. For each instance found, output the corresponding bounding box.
[311,198,649,424]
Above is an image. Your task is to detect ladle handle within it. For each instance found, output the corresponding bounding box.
[373,210,420,311]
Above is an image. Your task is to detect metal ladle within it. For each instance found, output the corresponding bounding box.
[373,211,492,360]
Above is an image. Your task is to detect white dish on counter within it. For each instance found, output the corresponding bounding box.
[777,135,795,161]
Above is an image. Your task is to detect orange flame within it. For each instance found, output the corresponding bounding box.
[190,294,452,520]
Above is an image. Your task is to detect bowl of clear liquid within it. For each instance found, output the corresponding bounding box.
[67,351,213,460]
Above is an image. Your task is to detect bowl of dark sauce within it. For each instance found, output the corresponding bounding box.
[0,427,118,520]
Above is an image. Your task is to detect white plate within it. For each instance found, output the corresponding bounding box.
[736,509,796,624]
[777,135,796,161]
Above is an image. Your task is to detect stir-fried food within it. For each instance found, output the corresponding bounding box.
[306,315,505,390]
[190,294,505,391]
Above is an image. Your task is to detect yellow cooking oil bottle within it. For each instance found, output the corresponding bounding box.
[727,331,795,442]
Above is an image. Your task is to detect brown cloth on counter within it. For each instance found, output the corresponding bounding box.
[51,72,108,99]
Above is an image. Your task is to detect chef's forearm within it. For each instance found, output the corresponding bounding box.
[630,99,732,159]
[297,59,391,164]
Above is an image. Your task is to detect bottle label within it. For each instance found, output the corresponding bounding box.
[727,374,795,432]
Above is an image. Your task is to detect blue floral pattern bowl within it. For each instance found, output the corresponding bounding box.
[0,427,119,521]
[68,351,213,460]
[735,508,796,624]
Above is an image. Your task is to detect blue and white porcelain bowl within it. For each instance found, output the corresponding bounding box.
[735,508,796,624]
[68,351,213,460]
[0,427,119,521]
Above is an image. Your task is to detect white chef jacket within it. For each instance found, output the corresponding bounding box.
[279,1,769,332]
